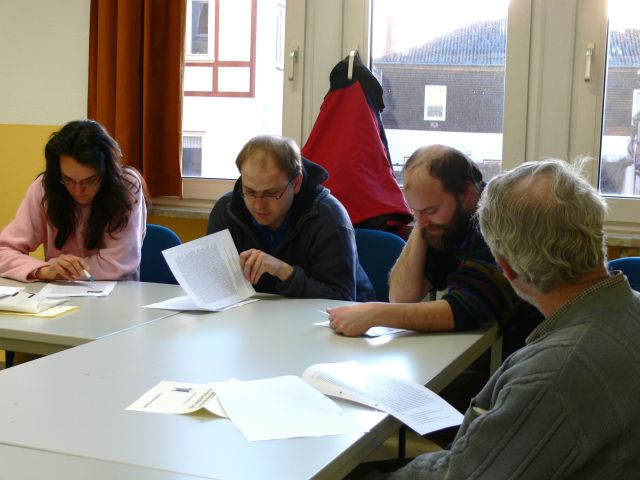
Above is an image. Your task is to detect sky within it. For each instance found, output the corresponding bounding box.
[371,0,509,58]
[371,0,640,58]
[608,0,640,31]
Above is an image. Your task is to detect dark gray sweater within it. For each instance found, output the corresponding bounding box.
[384,273,640,479]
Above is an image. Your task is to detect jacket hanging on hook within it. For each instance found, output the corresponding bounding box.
[301,52,412,237]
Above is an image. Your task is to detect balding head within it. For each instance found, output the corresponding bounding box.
[404,144,483,196]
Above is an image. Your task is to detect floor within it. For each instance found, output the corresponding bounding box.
[366,428,444,461]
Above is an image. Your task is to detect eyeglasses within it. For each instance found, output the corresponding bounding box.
[59,174,101,189]
[241,179,294,201]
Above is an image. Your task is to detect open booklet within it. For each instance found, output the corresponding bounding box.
[0,290,69,314]
[126,361,462,441]
[145,229,258,311]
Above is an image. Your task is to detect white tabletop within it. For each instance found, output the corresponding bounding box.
[0,280,185,355]
[0,296,498,479]
[0,443,203,480]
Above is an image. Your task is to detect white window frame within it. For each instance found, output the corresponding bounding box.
[632,89,640,125]
[568,0,640,232]
[182,0,640,238]
[182,0,306,200]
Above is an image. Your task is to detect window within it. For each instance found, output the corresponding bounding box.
[597,0,640,198]
[184,0,256,97]
[275,3,286,70]
[187,1,211,56]
[182,0,289,194]
[182,134,204,177]
[370,0,509,183]
[424,85,447,121]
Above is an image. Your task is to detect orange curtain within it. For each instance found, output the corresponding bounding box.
[88,0,185,197]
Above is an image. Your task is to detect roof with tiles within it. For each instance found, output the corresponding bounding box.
[374,19,640,67]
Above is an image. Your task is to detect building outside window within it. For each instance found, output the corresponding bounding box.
[182,0,284,182]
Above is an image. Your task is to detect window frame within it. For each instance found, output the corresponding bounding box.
[184,0,258,98]
[569,0,640,231]
[632,88,640,125]
[181,0,640,239]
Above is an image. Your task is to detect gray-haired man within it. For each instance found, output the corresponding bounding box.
[368,159,640,479]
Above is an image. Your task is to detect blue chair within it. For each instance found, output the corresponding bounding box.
[354,228,406,302]
[3,351,15,369]
[140,224,181,284]
[608,256,640,291]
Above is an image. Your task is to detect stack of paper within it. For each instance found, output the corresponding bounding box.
[37,281,116,298]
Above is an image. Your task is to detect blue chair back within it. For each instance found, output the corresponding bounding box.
[355,228,406,302]
[608,256,640,291]
[140,224,181,284]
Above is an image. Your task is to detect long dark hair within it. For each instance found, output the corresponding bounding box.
[42,120,145,250]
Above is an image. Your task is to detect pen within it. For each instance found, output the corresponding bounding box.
[83,269,94,282]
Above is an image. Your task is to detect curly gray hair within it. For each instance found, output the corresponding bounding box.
[477,159,607,293]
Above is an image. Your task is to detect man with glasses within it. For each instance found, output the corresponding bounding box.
[207,135,374,301]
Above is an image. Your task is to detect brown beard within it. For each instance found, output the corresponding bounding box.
[422,200,473,251]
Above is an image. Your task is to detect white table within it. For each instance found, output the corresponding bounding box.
[0,296,499,479]
[0,443,203,480]
[0,280,185,355]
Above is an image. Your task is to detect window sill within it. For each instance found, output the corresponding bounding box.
[606,233,640,248]
[149,197,214,220]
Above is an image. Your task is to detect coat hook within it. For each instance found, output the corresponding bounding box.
[348,49,357,80]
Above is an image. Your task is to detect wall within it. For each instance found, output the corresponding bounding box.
[0,0,202,242]
[0,0,90,227]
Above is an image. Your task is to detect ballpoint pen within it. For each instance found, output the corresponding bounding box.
[83,269,94,282]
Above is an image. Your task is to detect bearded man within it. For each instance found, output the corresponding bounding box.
[329,145,542,357]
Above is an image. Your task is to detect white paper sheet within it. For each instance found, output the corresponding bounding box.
[161,230,257,311]
[303,361,463,435]
[211,376,367,441]
[0,286,24,297]
[143,295,259,312]
[38,281,116,298]
[314,319,408,337]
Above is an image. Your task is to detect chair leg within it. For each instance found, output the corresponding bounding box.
[398,426,406,458]
[5,350,15,368]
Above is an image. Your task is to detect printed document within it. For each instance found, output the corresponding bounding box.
[127,376,366,441]
[160,230,257,311]
[126,381,227,416]
[38,281,116,298]
[303,361,463,435]
[0,286,23,297]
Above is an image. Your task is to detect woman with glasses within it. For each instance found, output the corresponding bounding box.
[0,119,148,282]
